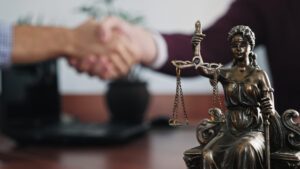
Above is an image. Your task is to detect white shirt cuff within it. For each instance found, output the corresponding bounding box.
[149,31,168,69]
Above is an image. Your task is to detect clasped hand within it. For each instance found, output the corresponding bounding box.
[67,16,156,80]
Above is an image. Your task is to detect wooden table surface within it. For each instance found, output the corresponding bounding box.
[0,128,199,169]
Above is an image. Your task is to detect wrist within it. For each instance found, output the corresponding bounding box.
[137,27,157,66]
[144,30,168,69]
[59,28,75,58]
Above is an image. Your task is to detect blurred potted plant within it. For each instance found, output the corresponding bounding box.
[78,0,144,24]
[78,0,150,125]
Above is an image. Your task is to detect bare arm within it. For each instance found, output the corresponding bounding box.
[259,70,275,116]
[12,25,71,64]
[11,20,105,65]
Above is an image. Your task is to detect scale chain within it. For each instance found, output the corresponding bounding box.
[178,74,188,125]
[170,68,189,126]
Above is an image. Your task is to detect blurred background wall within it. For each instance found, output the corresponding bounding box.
[0,0,271,122]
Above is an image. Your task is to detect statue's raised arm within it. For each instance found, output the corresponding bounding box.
[171,20,222,78]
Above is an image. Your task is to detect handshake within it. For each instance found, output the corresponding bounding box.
[67,16,157,80]
[12,16,157,80]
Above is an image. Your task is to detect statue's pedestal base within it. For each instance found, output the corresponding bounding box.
[271,151,300,169]
[183,146,203,169]
[183,147,300,169]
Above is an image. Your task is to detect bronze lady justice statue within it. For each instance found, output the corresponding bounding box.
[172,21,277,169]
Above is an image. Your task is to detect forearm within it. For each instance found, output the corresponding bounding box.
[12,25,73,64]
[260,71,276,115]
[156,0,264,77]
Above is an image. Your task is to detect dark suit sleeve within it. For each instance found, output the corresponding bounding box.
[156,0,265,77]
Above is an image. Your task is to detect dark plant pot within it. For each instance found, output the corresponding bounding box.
[105,79,150,125]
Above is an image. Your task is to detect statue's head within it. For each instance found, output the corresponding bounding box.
[228,25,255,50]
[228,25,259,68]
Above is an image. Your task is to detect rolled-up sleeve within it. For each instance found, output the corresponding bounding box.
[0,22,13,68]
